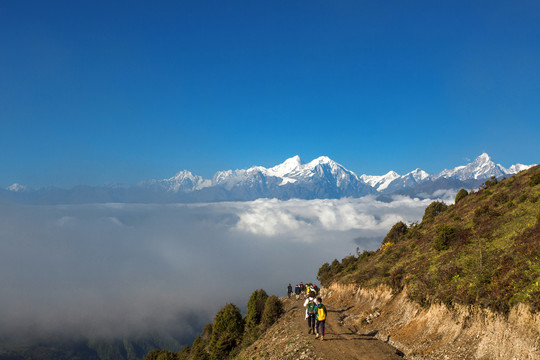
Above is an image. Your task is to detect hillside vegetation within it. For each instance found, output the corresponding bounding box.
[144,290,283,360]
[318,165,540,315]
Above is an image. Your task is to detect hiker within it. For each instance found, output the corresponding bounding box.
[304,295,317,334]
[295,284,301,299]
[307,284,316,297]
[314,297,327,341]
[287,283,292,298]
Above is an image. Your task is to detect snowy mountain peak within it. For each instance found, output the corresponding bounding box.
[172,170,197,180]
[506,163,534,174]
[312,156,332,164]
[477,152,490,161]
[408,168,430,181]
[7,183,29,192]
[436,153,504,181]
[269,155,303,176]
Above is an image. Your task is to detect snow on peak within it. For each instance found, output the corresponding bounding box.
[268,155,302,177]
[408,168,430,181]
[360,171,400,190]
[436,153,505,180]
[160,170,211,192]
[476,152,491,162]
[7,183,29,192]
[172,170,197,180]
[312,156,332,164]
[506,163,534,174]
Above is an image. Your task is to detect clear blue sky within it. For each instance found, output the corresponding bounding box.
[1,1,539,188]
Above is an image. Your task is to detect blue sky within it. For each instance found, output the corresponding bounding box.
[1,1,539,188]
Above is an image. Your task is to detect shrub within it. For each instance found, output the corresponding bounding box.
[422,201,448,222]
[210,303,244,360]
[317,262,331,285]
[243,289,268,345]
[245,289,268,328]
[481,176,498,189]
[260,295,283,329]
[388,267,405,293]
[473,205,499,225]
[433,225,457,251]
[455,188,468,203]
[340,255,357,272]
[382,221,408,245]
[145,350,177,360]
[529,173,540,187]
[494,192,509,204]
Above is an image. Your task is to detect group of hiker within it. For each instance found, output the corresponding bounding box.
[286,283,327,341]
[287,282,319,300]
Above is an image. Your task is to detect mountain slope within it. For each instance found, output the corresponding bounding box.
[318,164,540,313]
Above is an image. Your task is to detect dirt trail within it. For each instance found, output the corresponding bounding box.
[287,297,404,360]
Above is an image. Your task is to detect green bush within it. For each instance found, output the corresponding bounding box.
[422,201,448,222]
[243,289,268,346]
[529,173,540,187]
[261,295,283,329]
[455,188,468,203]
[245,289,268,328]
[433,225,457,251]
[481,176,498,189]
[382,221,408,245]
[317,262,331,285]
[209,303,244,360]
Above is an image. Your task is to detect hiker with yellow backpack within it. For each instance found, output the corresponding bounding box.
[314,297,327,341]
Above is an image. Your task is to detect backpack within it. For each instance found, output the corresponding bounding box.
[317,305,327,321]
[307,301,316,314]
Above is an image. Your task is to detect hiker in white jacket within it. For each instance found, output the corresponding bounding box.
[304,296,317,334]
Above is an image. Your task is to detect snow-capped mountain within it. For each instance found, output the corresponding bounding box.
[434,153,510,181]
[6,183,29,192]
[197,155,374,199]
[360,171,401,191]
[360,153,534,194]
[148,170,211,192]
[4,153,535,204]
[213,156,363,188]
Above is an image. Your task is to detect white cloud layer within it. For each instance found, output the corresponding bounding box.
[0,195,437,342]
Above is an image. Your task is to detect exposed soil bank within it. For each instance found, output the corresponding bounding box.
[322,283,540,359]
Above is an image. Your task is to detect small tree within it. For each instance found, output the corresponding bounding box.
[422,201,448,222]
[209,303,244,360]
[243,289,268,345]
[382,221,408,245]
[261,295,283,330]
[434,225,456,251]
[455,188,468,203]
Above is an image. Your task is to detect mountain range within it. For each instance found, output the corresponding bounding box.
[2,153,534,204]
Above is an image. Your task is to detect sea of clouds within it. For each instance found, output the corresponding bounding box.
[0,195,440,343]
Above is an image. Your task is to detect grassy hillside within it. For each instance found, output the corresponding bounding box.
[318,165,540,314]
